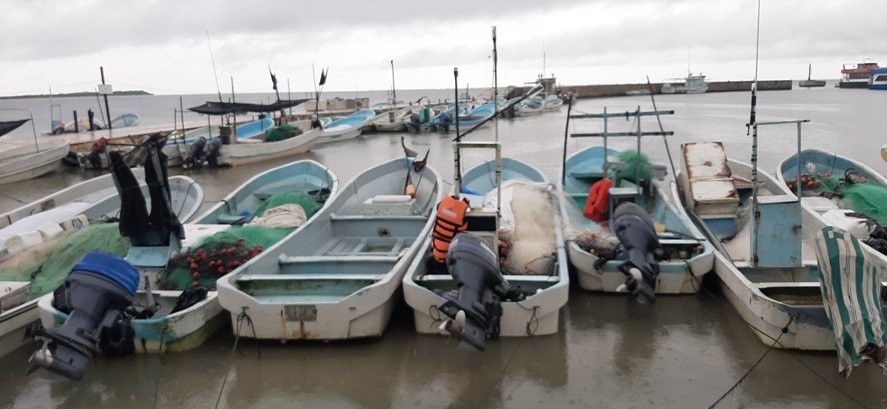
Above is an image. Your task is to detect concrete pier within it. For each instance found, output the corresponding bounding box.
[558,80,792,99]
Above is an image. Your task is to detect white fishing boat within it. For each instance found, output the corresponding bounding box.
[216,156,442,341]
[30,155,338,379]
[0,117,68,185]
[403,155,570,350]
[558,107,713,301]
[316,109,377,144]
[661,72,709,94]
[674,136,865,350]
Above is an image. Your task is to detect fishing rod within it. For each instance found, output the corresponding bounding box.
[645,75,678,183]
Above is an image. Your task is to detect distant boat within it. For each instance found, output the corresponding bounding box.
[799,64,826,88]
[661,72,709,94]
[0,118,68,185]
[869,68,887,90]
[317,109,376,144]
[625,89,651,96]
[109,113,141,128]
[838,58,880,89]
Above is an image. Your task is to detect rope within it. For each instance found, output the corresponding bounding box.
[707,315,794,408]
[0,191,26,204]
[693,279,872,408]
[213,307,260,409]
[513,301,540,336]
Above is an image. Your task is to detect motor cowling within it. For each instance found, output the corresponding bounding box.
[206,138,222,167]
[437,232,517,352]
[611,202,666,304]
[30,251,139,380]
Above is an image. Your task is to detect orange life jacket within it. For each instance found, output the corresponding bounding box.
[431,195,470,263]
[583,179,612,222]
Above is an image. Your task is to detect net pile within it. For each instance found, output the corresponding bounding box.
[0,223,130,297]
[501,184,557,275]
[785,172,887,225]
[160,192,322,290]
[612,150,652,183]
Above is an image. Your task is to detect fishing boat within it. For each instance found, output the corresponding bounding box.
[30,155,339,380]
[541,94,564,110]
[673,136,877,350]
[216,156,442,341]
[799,64,826,88]
[559,108,713,301]
[403,156,570,350]
[0,170,204,359]
[371,107,412,132]
[457,103,496,126]
[0,117,69,185]
[869,68,887,90]
[108,113,141,129]
[661,72,709,94]
[515,97,545,116]
[839,59,881,89]
[316,109,376,144]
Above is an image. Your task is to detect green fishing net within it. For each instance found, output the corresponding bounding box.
[0,223,130,298]
[264,124,302,142]
[612,149,652,182]
[787,174,887,225]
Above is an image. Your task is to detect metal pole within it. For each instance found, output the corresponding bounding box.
[454,67,461,199]
[561,100,572,185]
[100,67,112,130]
[492,26,498,144]
[602,107,608,174]
[391,60,397,110]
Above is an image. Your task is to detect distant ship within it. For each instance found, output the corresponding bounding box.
[838,59,880,89]
[799,64,825,88]
[661,72,709,94]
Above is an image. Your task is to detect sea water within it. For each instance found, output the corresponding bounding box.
[1,86,886,408]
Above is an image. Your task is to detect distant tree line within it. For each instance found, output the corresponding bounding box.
[0,90,153,100]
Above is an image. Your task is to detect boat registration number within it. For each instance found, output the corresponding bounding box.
[284,305,317,321]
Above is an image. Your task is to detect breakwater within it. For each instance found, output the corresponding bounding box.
[557,80,792,98]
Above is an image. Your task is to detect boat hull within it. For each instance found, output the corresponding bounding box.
[0,140,68,185]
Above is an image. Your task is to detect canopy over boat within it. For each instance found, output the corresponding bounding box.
[0,119,29,138]
[188,99,309,115]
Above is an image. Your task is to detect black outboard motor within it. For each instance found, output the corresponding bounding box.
[611,202,667,304]
[185,136,207,168]
[436,232,520,352]
[30,251,139,380]
[206,138,222,168]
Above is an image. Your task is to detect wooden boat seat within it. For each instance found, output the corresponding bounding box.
[278,254,400,265]
[419,274,559,282]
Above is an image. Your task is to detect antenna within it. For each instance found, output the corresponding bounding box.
[206,31,223,104]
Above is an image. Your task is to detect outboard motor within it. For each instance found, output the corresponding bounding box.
[436,232,521,352]
[30,251,139,380]
[611,202,667,304]
[185,136,207,168]
[206,138,222,168]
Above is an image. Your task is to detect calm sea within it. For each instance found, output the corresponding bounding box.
[0,85,886,409]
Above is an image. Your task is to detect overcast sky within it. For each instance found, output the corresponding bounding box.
[1,0,885,96]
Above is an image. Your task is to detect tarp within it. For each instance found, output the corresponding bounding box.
[0,119,29,137]
[813,226,887,378]
[188,99,309,115]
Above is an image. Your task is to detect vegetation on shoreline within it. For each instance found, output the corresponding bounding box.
[0,90,152,100]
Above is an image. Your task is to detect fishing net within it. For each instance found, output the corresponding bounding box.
[612,150,652,183]
[0,223,130,298]
[160,225,294,290]
[786,173,887,225]
[500,184,557,275]
[252,192,321,220]
[264,124,302,142]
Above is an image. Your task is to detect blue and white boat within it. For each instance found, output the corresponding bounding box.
[317,109,377,144]
[216,156,442,341]
[869,68,887,90]
[403,156,569,349]
[456,103,495,127]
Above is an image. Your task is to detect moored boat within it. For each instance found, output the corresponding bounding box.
[839,59,881,89]
[216,156,442,341]
[674,137,875,350]
[559,108,713,301]
[661,72,709,94]
[0,169,203,359]
[403,155,569,350]
[869,68,887,90]
[316,109,376,144]
[30,155,338,379]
